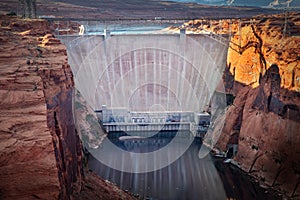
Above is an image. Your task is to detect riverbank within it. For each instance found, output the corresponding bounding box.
[74,169,137,200]
[213,157,285,200]
[180,12,300,198]
[87,135,290,200]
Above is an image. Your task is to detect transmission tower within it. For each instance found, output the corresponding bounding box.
[283,1,290,37]
[18,0,36,18]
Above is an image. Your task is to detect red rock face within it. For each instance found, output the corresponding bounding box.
[227,13,300,92]
[216,13,300,197]
[0,16,82,199]
[182,15,300,197]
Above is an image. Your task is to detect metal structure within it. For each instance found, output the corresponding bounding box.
[97,106,210,135]
[18,0,36,18]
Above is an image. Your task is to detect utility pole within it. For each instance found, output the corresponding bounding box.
[19,0,36,18]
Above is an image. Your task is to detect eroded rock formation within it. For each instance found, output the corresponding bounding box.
[0,15,137,200]
[176,11,300,198]
[218,13,300,197]
[0,15,82,199]
[74,90,105,150]
[227,12,300,91]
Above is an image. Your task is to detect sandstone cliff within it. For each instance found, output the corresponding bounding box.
[179,12,300,198]
[0,15,136,200]
[219,13,300,197]
[0,15,82,199]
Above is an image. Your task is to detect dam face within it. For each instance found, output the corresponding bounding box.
[59,31,230,199]
[60,33,228,115]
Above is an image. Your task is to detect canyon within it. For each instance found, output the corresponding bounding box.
[181,12,300,197]
[222,13,300,198]
[0,16,81,199]
[0,3,299,200]
[0,15,135,199]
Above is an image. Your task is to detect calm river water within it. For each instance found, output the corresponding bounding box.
[88,131,281,200]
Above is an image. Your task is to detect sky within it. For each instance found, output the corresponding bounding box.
[166,0,300,8]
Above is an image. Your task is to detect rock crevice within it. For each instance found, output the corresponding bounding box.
[216,13,300,197]
[0,16,82,199]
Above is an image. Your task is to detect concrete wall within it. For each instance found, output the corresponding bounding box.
[61,34,228,113]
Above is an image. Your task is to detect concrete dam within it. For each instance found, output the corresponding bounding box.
[58,27,231,199]
[59,30,228,133]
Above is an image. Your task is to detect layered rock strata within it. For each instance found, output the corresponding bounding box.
[0,15,82,199]
[218,13,300,197]
[177,12,300,198]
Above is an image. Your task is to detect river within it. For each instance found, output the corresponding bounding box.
[87,131,281,199]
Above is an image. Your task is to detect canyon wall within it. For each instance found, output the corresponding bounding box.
[218,13,300,197]
[177,12,300,198]
[0,11,299,199]
[0,16,82,199]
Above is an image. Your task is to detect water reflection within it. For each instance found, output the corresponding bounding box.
[107,131,176,153]
[88,131,227,200]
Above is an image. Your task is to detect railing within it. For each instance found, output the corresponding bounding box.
[103,122,191,132]
[52,14,295,48]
